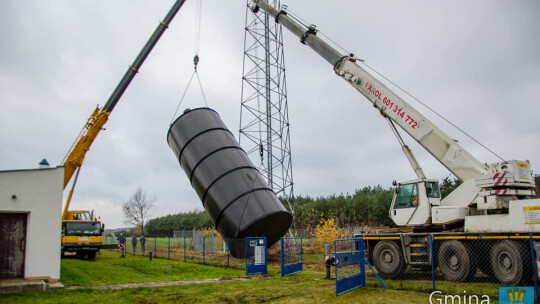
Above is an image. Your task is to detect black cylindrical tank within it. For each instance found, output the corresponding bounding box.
[167,108,292,257]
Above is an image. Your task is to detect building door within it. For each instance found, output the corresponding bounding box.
[0,213,27,279]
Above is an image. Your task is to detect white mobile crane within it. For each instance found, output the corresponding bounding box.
[253,0,539,285]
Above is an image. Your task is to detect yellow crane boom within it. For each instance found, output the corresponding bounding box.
[60,0,188,219]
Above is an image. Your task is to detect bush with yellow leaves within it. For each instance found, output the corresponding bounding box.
[201,227,223,247]
[314,217,349,252]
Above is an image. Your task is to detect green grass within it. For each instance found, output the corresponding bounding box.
[2,274,434,304]
[302,253,324,265]
[0,250,504,303]
[60,250,244,286]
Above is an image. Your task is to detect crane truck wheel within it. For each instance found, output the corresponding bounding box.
[87,251,97,260]
[438,240,477,282]
[372,241,406,279]
[490,240,531,285]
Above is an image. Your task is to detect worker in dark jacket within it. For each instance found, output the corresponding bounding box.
[140,235,146,255]
[117,233,126,258]
[131,235,138,254]
[325,255,336,279]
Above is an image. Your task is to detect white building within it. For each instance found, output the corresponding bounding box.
[0,161,63,282]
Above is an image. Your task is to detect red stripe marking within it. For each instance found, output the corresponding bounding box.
[493,173,499,180]
[495,189,509,195]
[495,173,506,186]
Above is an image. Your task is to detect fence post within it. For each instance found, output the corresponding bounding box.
[168,236,170,260]
[430,234,435,292]
[530,234,539,303]
[280,238,284,277]
[227,237,230,269]
[203,237,206,265]
[300,237,303,265]
[183,234,186,262]
[154,236,157,257]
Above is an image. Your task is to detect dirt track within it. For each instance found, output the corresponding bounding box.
[64,275,273,291]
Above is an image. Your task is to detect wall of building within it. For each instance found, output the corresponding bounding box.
[0,167,64,280]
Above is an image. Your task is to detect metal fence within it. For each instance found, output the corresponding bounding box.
[103,229,540,301]
[361,234,540,302]
[103,233,268,271]
[288,228,314,239]
[432,235,538,300]
[281,237,303,277]
[335,238,365,296]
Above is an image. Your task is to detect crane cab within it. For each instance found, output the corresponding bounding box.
[390,179,441,227]
[65,210,93,221]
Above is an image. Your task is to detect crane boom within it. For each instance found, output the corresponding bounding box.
[62,0,187,190]
[59,0,189,259]
[254,0,488,182]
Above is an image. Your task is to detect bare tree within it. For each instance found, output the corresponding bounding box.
[122,187,156,233]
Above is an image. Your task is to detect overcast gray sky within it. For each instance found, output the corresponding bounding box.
[1,0,539,229]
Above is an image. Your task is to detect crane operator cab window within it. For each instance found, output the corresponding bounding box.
[63,222,101,236]
[394,183,418,209]
[425,181,440,198]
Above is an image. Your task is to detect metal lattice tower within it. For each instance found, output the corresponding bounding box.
[239,0,294,216]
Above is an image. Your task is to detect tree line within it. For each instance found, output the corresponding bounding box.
[143,175,539,236]
[291,185,394,228]
[144,185,397,236]
[145,209,213,236]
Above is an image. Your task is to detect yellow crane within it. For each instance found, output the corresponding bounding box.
[60,0,187,259]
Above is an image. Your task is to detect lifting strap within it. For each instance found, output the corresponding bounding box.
[170,0,207,123]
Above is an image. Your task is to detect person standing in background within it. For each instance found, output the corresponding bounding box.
[140,235,146,255]
[117,233,126,258]
[131,235,138,254]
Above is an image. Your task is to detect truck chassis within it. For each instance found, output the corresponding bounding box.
[361,232,539,285]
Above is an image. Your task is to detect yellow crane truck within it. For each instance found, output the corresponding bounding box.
[60,0,187,259]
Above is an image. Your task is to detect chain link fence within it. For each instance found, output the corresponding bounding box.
[104,229,540,301]
[281,237,303,277]
[361,233,540,301]
[432,236,537,299]
[103,232,269,270]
